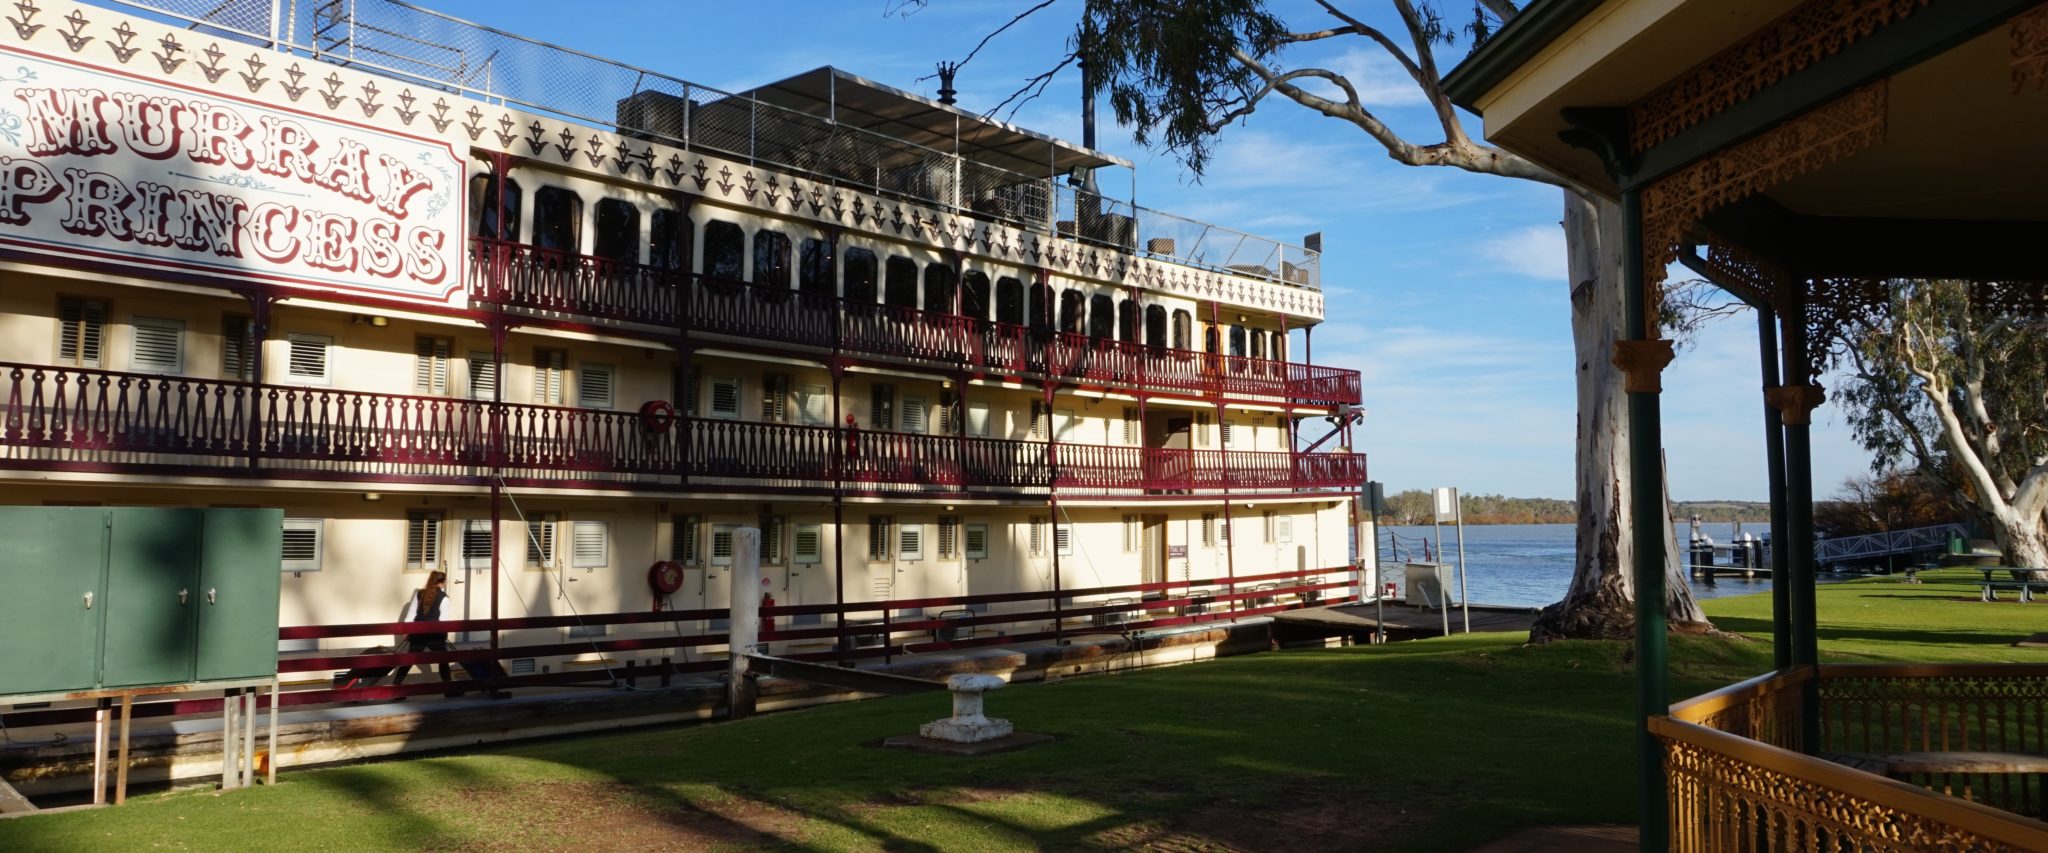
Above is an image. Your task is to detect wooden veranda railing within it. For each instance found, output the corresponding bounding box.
[1653,664,2048,850]
[0,361,1365,495]
[468,238,1363,407]
[0,566,1358,727]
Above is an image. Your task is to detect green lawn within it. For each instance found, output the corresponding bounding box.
[1,568,2040,852]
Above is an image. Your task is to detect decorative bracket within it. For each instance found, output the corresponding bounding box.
[1765,384,1828,426]
[1611,339,1677,394]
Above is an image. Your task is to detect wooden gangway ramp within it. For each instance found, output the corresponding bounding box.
[1271,601,1541,641]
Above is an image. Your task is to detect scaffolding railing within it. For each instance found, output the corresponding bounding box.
[86,0,1321,290]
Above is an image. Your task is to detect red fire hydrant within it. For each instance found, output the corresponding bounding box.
[760,592,777,635]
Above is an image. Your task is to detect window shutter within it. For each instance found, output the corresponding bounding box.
[1194,412,1211,447]
[462,519,493,569]
[1054,523,1072,556]
[129,316,183,374]
[681,367,699,416]
[1123,515,1139,552]
[1263,511,1276,544]
[1029,518,1045,556]
[793,523,822,564]
[798,384,828,425]
[533,349,565,405]
[966,403,990,437]
[571,521,608,567]
[577,364,614,409]
[527,515,557,567]
[1277,515,1293,543]
[1201,512,1216,547]
[468,352,498,401]
[405,510,442,570]
[414,337,451,395]
[936,398,953,435]
[57,298,106,367]
[672,515,699,564]
[221,315,254,381]
[965,524,988,559]
[711,524,735,566]
[1029,402,1047,439]
[937,517,958,558]
[1122,408,1139,445]
[287,334,331,382]
[870,384,893,430]
[710,377,741,418]
[898,523,923,561]
[1221,419,1234,448]
[867,516,891,561]
[280,519,322,572]
[900,396,926,434]
[761,375,788,422]
[759,516,784,564]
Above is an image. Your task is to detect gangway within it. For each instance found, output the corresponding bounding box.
[1815,523,1967,567]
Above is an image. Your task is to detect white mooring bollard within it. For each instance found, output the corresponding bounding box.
[918,674,1012,743]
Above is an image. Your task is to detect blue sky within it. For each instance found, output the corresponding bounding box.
[434,0,1869,501]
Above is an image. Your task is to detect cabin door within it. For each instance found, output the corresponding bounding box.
[1143,515,1168,584]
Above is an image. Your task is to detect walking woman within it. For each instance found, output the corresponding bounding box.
[392,570,453,690]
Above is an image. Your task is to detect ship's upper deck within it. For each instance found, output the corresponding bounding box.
[101,0,1322,296]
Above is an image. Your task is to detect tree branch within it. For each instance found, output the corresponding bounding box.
[987,52,1078,121]
[1228,46,1570,187]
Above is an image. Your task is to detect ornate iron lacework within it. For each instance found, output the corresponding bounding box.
[1629,0,1930,153]
[1701,234,1792,310]
[2012,3,2048,91]
[1802,277,1888,382]
[1659,731,2029,850]
[1640,82,1888,338]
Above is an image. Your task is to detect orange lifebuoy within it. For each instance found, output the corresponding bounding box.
[639,400,678,434]
[648,560,685,596]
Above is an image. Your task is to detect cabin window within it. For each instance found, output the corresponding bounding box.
[285,333,331,384]
[1059,291,1086,335]
[843,248,879,303]
[592,199,639,263]
[1204,324,1219,354]
[405,510,443,571]
[469,174,521,240]
[533,348,565,405]
[649,208,691,270]
[753,229,792,287]
[961,271,991,321]
[1229,325,1247,357]
[468,350,497,401]
[532,186,581,253]
[56,297,107,368]
[222,314,255,380]
[996,276,1024,325]
[1118,299,1139,343]
[870,383,895,431]
[1145,305,1168,349]
[413,336,451,396]
[577,363,615,409]
[1172,310,1191,350]
[1250,328,1267,360]
[799,238,835,297]
[703,221,745,280]
[1028,281,1052,333]
[923,263,957,315]
[1088,294,1114,340]
[884,256,919,308]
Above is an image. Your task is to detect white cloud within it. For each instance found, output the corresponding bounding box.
[1480,224,1567,281]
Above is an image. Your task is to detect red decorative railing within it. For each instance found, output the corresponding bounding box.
[0,363,1364,493]
[0,566,1358,722]
[470,239,1362,406]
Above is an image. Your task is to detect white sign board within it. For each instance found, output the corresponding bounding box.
[0,47,465,306]
[1433,486,1459,523]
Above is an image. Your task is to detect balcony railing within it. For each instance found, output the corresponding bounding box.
[1653,665,2048,849]
[470,239,1362,407]
[0,363,1365,495]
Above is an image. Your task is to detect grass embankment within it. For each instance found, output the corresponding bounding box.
[2,569,2040,851]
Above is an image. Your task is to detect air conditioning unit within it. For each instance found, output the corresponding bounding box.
[615,90,688,144]
[842,617,886,650]
[1092,597,1139,627]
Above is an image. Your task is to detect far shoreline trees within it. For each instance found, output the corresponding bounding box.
[1374,490,1769,527]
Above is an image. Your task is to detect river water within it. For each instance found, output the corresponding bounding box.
[1370,522,1778,609]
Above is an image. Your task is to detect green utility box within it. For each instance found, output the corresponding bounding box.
[0,507,282,697]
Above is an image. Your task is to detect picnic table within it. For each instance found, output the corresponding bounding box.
[1977,567,2048,602]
